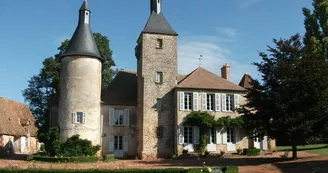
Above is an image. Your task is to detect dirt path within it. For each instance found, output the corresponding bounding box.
[0,151,327,173]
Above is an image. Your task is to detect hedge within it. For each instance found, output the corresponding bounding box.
[27,155,99,163]
[243,148,261,156]
[0,166,238,173]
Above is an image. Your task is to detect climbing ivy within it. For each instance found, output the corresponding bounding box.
[183,111,244,129]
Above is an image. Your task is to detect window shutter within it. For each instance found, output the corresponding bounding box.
[216,127,223,144]
[222,94,227,112]
[109,136,114,152]
[124,109,129,126]
[20,137,25,148]
[235,127,240,144]
[72,113,77,124]
[179,92,185,110]
[222,127,227,144]
[193,126,200,144]
[123,136,128,152]
[234,94,239,111]
[215,93,221,112]
[179,126,184,144]
[82,113,86,124]
[202,93,207,111]
[109,109,114,126]
[193,92,198,111]
[262,136,268,150]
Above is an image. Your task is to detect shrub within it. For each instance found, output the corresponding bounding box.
[223,166,239,173]
[243,148,261,156]
[40,143,45,152]
[28,155,99,163]
[200,134,209,154]
[58,135,100,157]
[102,154,115,161]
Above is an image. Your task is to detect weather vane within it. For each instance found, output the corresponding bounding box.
[199,55,203,67]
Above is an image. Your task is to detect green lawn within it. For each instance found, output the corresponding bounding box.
[277,144,328,155]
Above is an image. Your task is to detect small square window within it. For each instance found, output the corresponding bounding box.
[157,127,164,139]
[156,39,163,49]
[156,99,162,111]
[155,72,163,84]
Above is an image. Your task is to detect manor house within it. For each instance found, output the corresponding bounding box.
[49,0,275,159]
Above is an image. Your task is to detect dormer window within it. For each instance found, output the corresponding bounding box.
[156,39,163,49]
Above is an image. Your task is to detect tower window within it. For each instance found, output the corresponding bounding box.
[86,12,89,15]
[156,39,163,49]
[156,99,162,111]
[155,72,163,84]
[157,127,164,139]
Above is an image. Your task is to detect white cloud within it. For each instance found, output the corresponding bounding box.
[178,30,258,84]
[216,27,238,38]
[55,35,69,46]
[240,0,262,9]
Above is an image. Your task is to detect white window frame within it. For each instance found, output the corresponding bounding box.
[114,136,123,151]
[72,112,86,124]
[206,94,215,111]
[184,93,193,110]
[183,126,193,144]
[109,109,129,127]
[155,71,163,84]
[226,94,234,112]
[114,110,124,126]
[156,39,163,49]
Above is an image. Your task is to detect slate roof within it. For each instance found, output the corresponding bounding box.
[177,67,247,91]
[0,97,38,137]
[142,12,178,36]
[59,0,102,61]
[101,71,138,106]
[239,73,254,89]
[79,0,90,11]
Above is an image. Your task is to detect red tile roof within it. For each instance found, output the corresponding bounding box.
[239,73,254,89]
[177,67,246,91]
[0,97,38,136]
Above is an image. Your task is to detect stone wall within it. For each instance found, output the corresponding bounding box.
[58,56,102,146]
[101,105,137,158]
[136,33,178,159]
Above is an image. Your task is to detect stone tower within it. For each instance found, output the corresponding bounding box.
[135,0,178,159]
[58,0,103,146]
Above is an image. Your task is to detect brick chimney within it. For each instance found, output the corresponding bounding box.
[221,63,230,80]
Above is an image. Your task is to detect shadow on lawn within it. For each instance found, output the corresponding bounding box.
[274,160,328,173]
[137,157,293,167]
[278,145,328,152]
[0,154,28,161]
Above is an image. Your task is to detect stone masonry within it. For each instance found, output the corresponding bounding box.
[136,33,178,159]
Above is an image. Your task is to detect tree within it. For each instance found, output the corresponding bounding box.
[240,34,328,159]
[303,0,328,142]
[23,33,117,127]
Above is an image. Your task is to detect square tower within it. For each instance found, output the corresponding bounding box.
[135,0,178,159]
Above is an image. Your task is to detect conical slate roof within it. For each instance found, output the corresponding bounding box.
[142,11,178,36]
[59,1,102,61]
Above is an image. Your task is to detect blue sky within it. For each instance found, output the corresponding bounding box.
[0,0,312,103]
